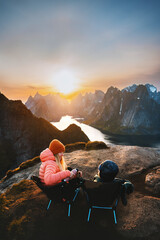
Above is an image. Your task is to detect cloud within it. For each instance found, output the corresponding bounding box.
[0,0,160,99]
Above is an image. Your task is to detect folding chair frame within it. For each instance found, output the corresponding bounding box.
[47,187,80,217]
[31,176,82,217]
[83,180,121,224]
[87,198,119,224]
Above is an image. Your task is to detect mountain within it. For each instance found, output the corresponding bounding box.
[87,84,160,135]
[122,83,157,94]
[25,84,160,135]
[122,84,138,93]
[69,90,104,118]
[0,93,89,178]
[25,92,70,121]
[122,83,160,104]
[25,90,105,121]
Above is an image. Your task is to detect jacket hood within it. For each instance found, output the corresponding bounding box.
[40,148,55,162]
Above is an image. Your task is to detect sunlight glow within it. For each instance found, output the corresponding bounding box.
[52,69,80,94]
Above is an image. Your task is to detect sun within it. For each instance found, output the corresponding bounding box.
[52,69,80,95]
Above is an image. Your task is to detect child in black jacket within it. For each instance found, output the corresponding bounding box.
[94,160,134,205]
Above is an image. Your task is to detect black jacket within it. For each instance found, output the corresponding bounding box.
[94,175,134,205]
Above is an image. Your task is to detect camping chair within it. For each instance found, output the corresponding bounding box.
[31,176,83,217]
[82,180,122,224]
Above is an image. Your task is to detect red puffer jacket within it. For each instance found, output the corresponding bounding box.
[39,148,71,186]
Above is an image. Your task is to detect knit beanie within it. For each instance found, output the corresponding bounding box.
[98,160,119,182]
[49,139,65,155]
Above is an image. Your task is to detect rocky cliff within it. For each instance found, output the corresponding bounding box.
[88,85,160,135]
[0,93,89,178]
[0,143,160,240]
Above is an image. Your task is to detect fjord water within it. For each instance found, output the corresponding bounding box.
[51,116,160,148]
[51,115,110,145]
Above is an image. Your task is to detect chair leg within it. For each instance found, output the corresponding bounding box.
[87,208,92,222]
[67,188,80,217]
[113,209,117,224]
[47,200,52,210]
[72,188,80,202]
[68,203,71,217]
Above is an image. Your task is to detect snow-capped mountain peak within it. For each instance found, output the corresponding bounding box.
[122,84,137,93]
[145,84,157,93]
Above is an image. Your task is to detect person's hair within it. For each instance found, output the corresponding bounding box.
[54,154,67,171]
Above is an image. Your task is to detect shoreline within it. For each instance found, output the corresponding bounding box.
[52,116,160,148]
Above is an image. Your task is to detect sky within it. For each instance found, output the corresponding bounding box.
[0,0,160,102]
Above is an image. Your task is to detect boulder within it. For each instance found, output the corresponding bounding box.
[0,144,160,240]
[1,145,160,194]
[65,145,160,180]
[145,166,160,195]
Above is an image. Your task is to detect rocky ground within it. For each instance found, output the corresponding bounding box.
[0,143,160,240]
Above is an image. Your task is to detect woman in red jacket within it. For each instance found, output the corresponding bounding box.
[39,139,79,186]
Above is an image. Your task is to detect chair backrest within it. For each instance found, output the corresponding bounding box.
[31,176,45,191]
[31,175,64,201]
[31,176,84,202]
[83,180,122,206]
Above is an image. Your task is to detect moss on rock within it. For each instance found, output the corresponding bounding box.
[65,141,109,153]
[85,141,109,150]
[1,157,40,183]
[65,142,86,152]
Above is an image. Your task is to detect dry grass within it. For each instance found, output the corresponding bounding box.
[65,141,108,152]
[1,156,40,183]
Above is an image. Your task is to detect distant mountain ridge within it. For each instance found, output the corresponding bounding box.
[87,84,160,135]
[25,90,105,121]
[25,84,160,135]
[0,93,89,177]
[25,92,69,121]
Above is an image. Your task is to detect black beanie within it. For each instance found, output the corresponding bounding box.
[99,160,119,182]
